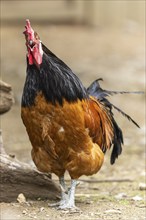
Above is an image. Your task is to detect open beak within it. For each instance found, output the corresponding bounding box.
[23,19,43,66]
[23,19,35,41]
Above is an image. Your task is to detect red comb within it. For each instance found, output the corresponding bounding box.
[23,19,34,41]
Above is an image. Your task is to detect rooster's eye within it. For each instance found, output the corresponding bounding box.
[29,40,33,45]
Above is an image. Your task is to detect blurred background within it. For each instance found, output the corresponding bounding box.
[1,1,145,166]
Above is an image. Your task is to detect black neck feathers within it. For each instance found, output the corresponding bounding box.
[21,44,88,107]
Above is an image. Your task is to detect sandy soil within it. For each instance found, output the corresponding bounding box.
[1,23,145,220]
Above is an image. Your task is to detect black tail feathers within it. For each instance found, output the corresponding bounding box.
[87,78,143,164]
[87,78,142,128]
[110,119,123,164]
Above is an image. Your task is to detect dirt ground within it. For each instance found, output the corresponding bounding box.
[1,22,145,220]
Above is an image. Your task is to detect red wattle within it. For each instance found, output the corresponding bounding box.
[28,52,33,65]
[33,47,42,65]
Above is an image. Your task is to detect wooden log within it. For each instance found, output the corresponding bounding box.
[0,130,6,155]
[0,153,60,202]
[0,80,14,114]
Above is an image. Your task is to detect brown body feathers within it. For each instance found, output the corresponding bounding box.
[21,93,116,179]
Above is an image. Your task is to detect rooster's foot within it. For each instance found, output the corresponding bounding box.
[48,194,69,207]
[58,202,80,211]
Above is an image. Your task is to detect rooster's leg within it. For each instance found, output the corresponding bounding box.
[48,176,69,207]
[59,176,69,205]
[58,179,79,210]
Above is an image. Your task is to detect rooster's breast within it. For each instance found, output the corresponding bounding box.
[21,92,99,177]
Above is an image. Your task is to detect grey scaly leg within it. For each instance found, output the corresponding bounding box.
[59,179,78,209]
[48,176,69,207]
[59,176,69,205]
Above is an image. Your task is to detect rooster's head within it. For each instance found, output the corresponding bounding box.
[23,19,43,66]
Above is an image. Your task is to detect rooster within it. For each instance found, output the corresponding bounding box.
[21,20,140,209]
